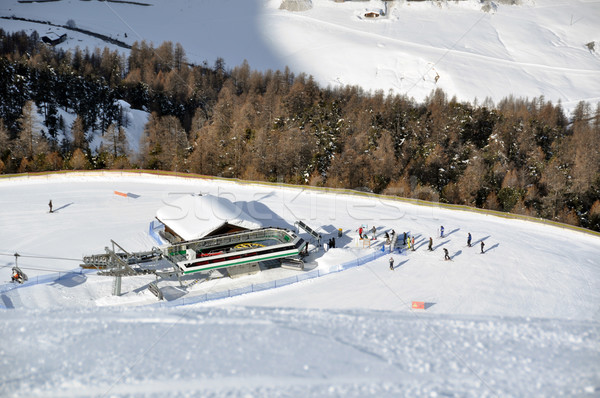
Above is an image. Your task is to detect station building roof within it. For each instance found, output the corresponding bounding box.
[156,194,262,241]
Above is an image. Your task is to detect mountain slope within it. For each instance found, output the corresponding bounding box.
[1,0,598,111]
[0,173,599,396]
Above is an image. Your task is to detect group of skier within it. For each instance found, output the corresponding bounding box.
[356,223,489,272]
[358,226,377,240]
[387,225,487,269]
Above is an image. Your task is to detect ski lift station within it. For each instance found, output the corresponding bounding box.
[156,193,263,242]
[81,194,323,298]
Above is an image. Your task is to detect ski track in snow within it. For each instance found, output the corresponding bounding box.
[283,10,600,75]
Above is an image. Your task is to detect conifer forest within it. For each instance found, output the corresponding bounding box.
[1,30,599,231]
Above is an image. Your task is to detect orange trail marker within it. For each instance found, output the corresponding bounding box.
[114,191,127,197]
[412,301,425,310]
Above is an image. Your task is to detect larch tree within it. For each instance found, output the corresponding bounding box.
[69,148,90,170]
[140,114,188,171]
[161,115,189,172]
[0,119,9,173]
[274,125,315,183]
[155,41,175,72]
[0,118,10,155]
[189,124,221,176]
[103,123,129,159]
[16,101,47,159]
[174,43,186,71]
[371,130,398,192]
[570,103,600,193]
[71,115,88,152]
[208,81,241,176]
[540,156,570,219]
[456,152,486,206]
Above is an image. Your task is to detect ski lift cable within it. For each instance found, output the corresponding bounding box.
[0,252,83,262]
[5,264,77,273]
[404,12,487,97]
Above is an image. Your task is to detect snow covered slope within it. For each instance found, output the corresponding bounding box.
[0,172,598,396]
[2,0,599,111]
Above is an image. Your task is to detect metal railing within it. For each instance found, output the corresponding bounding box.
[151,249,388,308]
[0,248,389,309]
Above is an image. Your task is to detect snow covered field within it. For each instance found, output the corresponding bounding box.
[1,1,600,394]
[0,172,599,397]
[1,0,599,112]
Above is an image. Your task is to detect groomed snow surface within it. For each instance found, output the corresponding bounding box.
[0,173,599,397]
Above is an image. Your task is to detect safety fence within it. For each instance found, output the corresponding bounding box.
[151,248,390,308]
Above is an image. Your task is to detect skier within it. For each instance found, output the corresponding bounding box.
[443,248,450,261]
[384,231,390,243]
[411,236,415,251]
[389,257,394,271]
[467,232,472,247]
[331,237,336,249]
[49,199,53,213]
[406,235,411,250]
[11,268,23,284]
[440,225,444,238]
[403,231,407,245]
[428,237,433,251]
[371,226,377,240]
[358,227,363,239]
[481,241,485,254]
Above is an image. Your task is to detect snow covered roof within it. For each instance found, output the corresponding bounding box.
[155,194,262,241]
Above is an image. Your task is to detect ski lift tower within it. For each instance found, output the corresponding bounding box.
[103,240,144,296]
[81,240,165,297]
